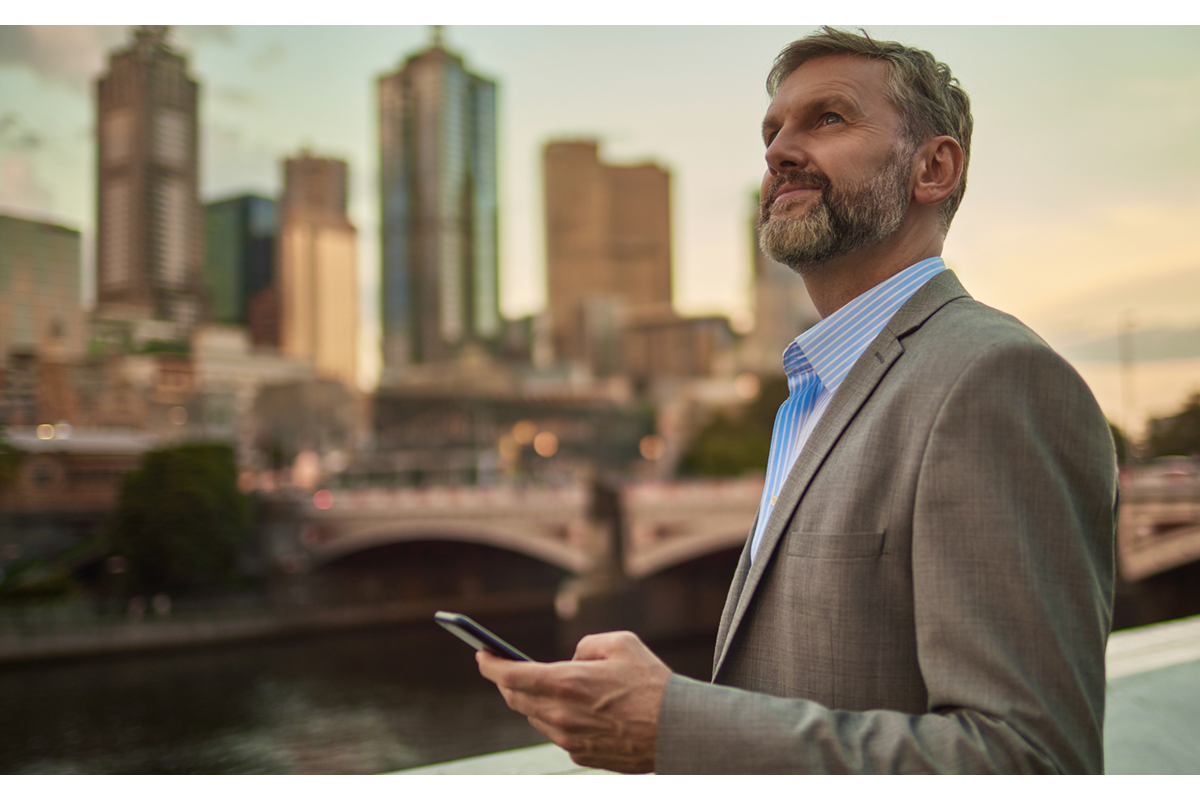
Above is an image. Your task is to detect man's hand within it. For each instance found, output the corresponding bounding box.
[476,630,671,773]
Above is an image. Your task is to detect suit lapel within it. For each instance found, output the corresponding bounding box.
[711,270,970,680]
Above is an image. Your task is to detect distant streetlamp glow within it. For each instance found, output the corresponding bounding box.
[168,406,188,425]
[512,420,537,445]
[313,489,334,510]
[533,431,559,457]
[36,424,54,440]
[639,434,667,461]
[734,373,761,400]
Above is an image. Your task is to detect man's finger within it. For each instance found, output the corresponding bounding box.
[573,630,641,661]
[476,650,553,692]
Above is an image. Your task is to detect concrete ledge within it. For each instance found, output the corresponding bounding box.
[1106,614,1200,679]
[399,743,613,775]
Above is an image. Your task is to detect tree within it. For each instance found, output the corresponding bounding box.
[1145,394,1200,459]
[0,427,20,493]
[109,443,251,595]
[679,376,790,477]
[1109,421,1129,465]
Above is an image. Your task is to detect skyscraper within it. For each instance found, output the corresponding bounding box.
[737,191,820,375]
[202,195,276,327]
[378,29,499,380]
[94,26,204,340]
[543,140,673,370]
[0,214,85,364]
[277,151,359,390]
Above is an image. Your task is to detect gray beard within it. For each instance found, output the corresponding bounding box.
[757,147,913,276]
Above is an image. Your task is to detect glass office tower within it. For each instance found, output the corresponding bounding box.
[378,32,499,380]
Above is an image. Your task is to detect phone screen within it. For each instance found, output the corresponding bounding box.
[435,611,534,662]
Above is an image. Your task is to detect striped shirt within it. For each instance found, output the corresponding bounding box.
[750,257,946,562]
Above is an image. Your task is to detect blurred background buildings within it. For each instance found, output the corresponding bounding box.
[4,25,1196,637]
[2,25,807,583]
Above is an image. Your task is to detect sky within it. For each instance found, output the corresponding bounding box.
[2,9,1199,437]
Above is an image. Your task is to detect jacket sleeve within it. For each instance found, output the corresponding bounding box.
[655,342,1117,774]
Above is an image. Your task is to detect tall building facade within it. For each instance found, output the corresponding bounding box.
[543,140,673,370]
[203,194,276,327]
[378,32,499,380]
[277,151,359,390]
[94,26,204,339]
[0,214,86,364]
[737,191,820,375]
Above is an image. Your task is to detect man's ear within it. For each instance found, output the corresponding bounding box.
[912,136,964,208]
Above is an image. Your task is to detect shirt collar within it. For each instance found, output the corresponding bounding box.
[783,257,946,393]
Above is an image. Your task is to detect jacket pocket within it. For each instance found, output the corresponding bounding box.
[785,531,885,560]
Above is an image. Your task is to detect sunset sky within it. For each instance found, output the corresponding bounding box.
[2,10,1198,435]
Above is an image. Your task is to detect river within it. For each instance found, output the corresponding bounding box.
[0,609,716,774]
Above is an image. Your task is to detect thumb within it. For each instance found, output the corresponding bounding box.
[572,630,638,661]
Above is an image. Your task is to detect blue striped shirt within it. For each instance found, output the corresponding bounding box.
[750,257,946,562]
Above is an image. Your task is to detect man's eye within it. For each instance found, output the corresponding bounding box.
[821,112,842,126]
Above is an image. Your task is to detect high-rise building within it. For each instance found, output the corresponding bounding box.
[737,192,820,374]
[378,29,499,379]
[94,26,204,340]
[276,151,359,390]
[0,214,86,364]
[203,195,276,327]
[543,140,673,370]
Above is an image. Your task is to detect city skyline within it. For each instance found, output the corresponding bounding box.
[2,24,1200,432]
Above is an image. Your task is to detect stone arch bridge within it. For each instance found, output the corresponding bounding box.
[272,478,764,583]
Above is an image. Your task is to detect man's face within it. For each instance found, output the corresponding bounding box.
[757,55,915,274]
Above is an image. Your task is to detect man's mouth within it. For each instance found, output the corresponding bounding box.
[772,184,819,206]
[766,172,829,212]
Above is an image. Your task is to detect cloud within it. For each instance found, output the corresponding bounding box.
[0,154,53,212]
[0,113,44,151]
[0,26,126,90]
[248,42,286,72]
[212,86,257,107]
[173,26,236,50]
[0,26,232,91]
[200,123,280,202]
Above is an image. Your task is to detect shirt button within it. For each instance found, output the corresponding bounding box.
[770,495,778,507]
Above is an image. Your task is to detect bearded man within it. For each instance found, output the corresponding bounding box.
[479,27,1117,774]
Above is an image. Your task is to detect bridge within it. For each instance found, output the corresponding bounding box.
[262,465,1200,633]
[279,477,762,582]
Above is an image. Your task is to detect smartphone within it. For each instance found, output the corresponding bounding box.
[434,611,534,662]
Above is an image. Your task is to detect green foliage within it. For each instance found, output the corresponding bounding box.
[0,566,80,602]
[109,443,250,595]
[679,376,790,477]
[140,338,190,354]
[1145,394,1200,458]
[1109,421,1129,464]
[0,434,20,493]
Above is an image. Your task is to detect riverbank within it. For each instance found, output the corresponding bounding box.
[0,589,555,665]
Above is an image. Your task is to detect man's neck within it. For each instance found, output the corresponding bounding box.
[801,225,945,319]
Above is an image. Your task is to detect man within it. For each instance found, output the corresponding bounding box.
[478,27,1117,774]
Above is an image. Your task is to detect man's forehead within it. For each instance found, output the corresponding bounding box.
[763,54,897,123]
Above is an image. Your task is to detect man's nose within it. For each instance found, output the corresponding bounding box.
[765,129,808,175]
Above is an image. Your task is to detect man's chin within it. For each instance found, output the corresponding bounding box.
[759,220,831,273]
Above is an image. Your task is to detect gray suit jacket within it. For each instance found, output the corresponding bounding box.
[656,270,1117,774]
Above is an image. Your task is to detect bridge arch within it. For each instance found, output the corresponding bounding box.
[625,519,749,579]
[308,520,591,575]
